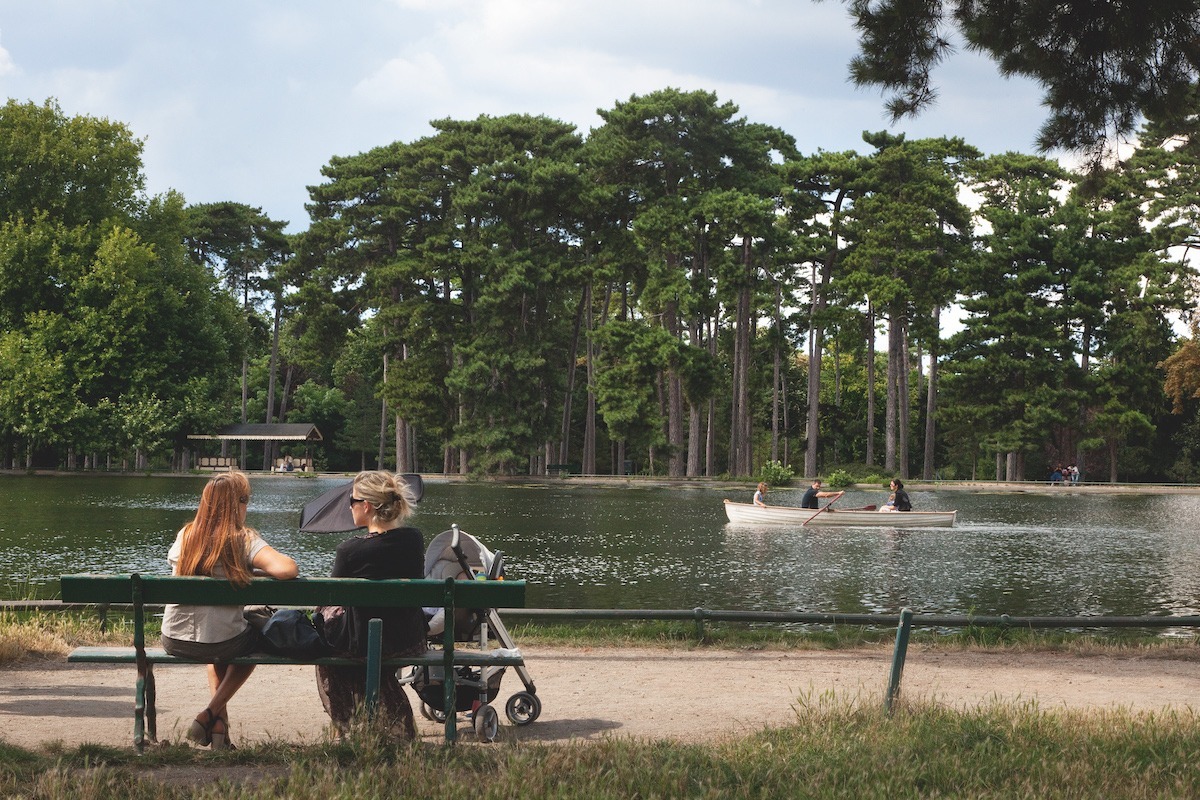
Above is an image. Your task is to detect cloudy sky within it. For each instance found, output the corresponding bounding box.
[0,1,1054,233]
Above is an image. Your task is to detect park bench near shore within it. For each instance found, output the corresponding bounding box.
[60,574,527,750]
[195,456,237,471]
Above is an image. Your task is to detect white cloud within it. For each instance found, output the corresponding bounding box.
[0,1,1052,231]
[0,40,16,79]
[353,52,453,109]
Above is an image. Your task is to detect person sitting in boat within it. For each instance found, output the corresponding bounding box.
[753,482,768,507]
[882,479,912,512]
[800,479,843,509]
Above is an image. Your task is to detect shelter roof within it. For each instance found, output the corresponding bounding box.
[187,423,322,442]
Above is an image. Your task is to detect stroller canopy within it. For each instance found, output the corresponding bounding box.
[424,527,495,579]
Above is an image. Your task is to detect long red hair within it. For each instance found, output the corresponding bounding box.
[174,471,255,587]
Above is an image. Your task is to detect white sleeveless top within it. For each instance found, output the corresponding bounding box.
[161,528,268,644]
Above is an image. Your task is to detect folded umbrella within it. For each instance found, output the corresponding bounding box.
[298,474,424,533]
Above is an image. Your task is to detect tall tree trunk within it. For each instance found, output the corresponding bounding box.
[898,319,910,479]
[729,237,748,474]
[771,275,782,463]
[559,291,586,465]
[731,283,754,475]
[377,353,389,469]
[884,310,899,474]
[395,413,409,473]
[865,303,876,467]
[687,315,703,477]
[240,358,248,468]
[922,308,940,480]
[262,304,282,471]
[1078,327,1091,481]
[706,314,718,477]
[804,259,823,478]
[806,188,847,478]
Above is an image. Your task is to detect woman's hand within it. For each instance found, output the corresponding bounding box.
[253,546,299,580]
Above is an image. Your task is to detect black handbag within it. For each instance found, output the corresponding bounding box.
[259,608,331,658]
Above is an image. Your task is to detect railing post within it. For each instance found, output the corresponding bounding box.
[442,577,457,743]
[693,607,706,640]
[364,618,382,718]
[886,607,913,713]
[131,573,148,751]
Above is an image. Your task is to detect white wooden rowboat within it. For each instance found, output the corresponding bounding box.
[723,499,957,528]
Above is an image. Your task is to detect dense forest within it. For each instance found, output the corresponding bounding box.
[2,89,1200,483]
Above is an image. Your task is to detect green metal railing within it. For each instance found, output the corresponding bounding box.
[12,601,1200,712]
[503,607,1200,712]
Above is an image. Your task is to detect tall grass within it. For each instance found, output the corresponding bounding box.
[0,607,138,666]
[7,700,1200,798]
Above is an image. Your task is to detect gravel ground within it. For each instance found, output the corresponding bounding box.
[3,644,1198,751]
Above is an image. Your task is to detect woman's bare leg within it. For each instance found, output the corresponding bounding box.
[192,663,256,747]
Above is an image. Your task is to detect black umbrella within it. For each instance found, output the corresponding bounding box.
[298,474,425,533]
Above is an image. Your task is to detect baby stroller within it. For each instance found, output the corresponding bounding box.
[400,524,541,741]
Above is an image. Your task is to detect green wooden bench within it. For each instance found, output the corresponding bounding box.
[60,573,527,750]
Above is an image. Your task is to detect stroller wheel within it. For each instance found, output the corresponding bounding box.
[504,691,542,725]
[473,703,499,742]
[421,702,447,723]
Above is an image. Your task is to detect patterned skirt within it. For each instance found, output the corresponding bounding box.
[315,639,427,740]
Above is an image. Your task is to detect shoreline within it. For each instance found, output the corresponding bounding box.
[4,469,1200,495]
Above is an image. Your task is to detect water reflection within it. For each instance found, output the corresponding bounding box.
[5,475,1200,619]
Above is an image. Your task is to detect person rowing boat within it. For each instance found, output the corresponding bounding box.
[800,479,843,509]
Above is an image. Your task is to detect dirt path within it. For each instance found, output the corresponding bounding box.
[3,645,1199,750]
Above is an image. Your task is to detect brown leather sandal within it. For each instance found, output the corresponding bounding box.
[186,707,218,746]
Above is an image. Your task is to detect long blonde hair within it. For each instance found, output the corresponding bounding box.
[175,471,255,587]
[352,470,414,529]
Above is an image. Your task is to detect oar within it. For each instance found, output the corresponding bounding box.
[802,491,844,525]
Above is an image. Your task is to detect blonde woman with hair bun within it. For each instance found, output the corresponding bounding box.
[315,470,426,739]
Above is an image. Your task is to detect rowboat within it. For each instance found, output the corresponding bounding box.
[723,499,957,528]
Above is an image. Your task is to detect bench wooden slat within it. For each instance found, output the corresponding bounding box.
[61,574,525,609]
[67,645,527,668]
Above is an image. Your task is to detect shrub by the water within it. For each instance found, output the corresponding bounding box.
[758,460,794,486]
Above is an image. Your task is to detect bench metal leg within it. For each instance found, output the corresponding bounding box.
[134,659,149,752]
[145,663,157,743]
[365,619,381,718]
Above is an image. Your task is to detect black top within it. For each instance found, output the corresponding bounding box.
[800,486,820,509]
[893,489,913,512]
[330,526,427,656]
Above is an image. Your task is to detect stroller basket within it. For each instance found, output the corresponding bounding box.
[410,664,503,713]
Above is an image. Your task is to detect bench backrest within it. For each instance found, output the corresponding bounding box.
[60,574,526,609]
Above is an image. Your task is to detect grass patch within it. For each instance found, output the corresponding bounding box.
[5,608,1198,664]
[0,607,142,666]
[5,701,1200,798]
[506,619,1200,656]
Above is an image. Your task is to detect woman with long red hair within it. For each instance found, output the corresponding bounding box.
[161,470,298,749]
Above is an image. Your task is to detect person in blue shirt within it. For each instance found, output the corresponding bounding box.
[753,482,768,507]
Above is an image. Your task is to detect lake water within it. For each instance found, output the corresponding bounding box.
[4,475,1200,620]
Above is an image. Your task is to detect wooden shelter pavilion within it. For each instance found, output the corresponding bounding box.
[186,423,322,471]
